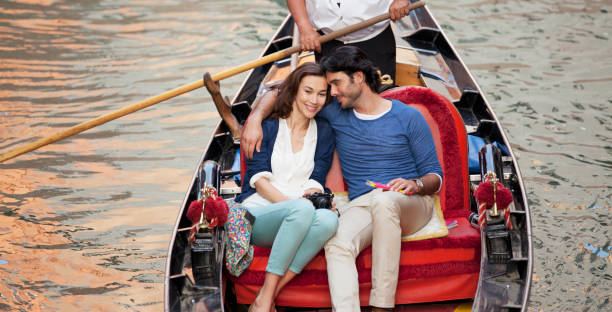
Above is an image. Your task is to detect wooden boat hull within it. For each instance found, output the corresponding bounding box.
[164,3,532,312]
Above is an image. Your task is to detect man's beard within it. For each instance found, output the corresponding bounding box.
[339,87,361,109]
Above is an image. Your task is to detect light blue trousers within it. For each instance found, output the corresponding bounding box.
[248,198,338,276]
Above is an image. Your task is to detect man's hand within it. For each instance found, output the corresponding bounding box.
[242,120,263,159]
[387,177,419,194]
[242,88,279,158]
[287,0,322,52]
[299,26,321,52]
[389,0,411,21]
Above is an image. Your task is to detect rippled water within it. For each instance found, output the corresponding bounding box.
[433,1,612,310]
[0,0,610,311]
[0,0,286,310]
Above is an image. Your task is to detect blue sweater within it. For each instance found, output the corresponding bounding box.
[235,117,335,203]
[318,99,443,200]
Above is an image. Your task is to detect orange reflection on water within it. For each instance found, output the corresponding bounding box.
[0,1,286,310]
[0,57,135,69]
[0,159,183,310]
[0,70,71,79]
[0,169,60,200]
[6,0,61,5]
[3,17,88,31]
[159,111,220,124]
[0,169,162,310]
[121,106,190,121]
[0,7,40,15]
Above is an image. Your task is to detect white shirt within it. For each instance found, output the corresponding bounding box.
[242,118,323,208]
[306,0,393,43]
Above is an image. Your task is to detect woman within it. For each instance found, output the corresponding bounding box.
[234,62,338,312]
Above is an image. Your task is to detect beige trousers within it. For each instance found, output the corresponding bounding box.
[324,189,434,311]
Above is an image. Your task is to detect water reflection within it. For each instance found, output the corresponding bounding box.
[1,0,285,310]
[435,0,611,310]
[1,0,611,310]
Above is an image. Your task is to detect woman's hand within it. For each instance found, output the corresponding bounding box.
[254,178,289,203]
[302,187,322,197]
[303,189,338,215]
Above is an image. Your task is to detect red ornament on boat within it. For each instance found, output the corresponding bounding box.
[187,199,204,224]
[474,173,513,229]
[204,189,229,226]
[186,186,229,242]
[186,186,229,228]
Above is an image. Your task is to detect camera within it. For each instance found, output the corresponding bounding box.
[305,192,334,209]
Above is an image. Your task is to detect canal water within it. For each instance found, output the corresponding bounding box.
[0,0,609,311]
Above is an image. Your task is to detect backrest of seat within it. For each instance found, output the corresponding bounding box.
[381,86,470,218]
[324,151,346,194]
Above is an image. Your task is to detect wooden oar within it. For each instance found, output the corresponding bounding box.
[0,0,425,163]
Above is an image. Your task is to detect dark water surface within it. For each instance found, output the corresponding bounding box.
[0,0,609,311]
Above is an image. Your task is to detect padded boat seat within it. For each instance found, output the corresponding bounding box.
[230,86,480,307]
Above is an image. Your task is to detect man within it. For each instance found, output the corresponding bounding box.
[242,46,442,312]
[286,0,414,82]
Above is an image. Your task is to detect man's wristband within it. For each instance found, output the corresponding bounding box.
[413,178,424,194]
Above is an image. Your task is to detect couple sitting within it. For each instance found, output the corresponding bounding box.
[234,46,442,312]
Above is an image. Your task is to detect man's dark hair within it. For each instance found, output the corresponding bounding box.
[320,46,381,92]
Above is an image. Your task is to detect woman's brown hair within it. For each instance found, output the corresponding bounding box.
[269,62,329,119]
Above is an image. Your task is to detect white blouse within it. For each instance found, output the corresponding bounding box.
[242,118,323,208]
[306,0,393,43]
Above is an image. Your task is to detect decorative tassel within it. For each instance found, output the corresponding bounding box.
[474,180,513,208]
[475,177,514,230]
[204,189,229,227]
[186,199,204,224]
[187,187,229,243]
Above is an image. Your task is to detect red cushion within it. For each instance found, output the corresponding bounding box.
[235,274,479,307]
[232,87,478,307]
[383,86,470,218]
[231,218,479,306]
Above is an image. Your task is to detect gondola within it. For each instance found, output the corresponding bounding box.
[164,3,532,312]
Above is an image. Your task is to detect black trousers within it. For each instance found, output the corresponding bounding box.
[315,25,396,82]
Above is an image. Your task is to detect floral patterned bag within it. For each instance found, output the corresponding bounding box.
[224,201,255,277]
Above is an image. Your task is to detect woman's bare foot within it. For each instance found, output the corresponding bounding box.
[248,287,274,312]
[248,299,272,312]
[250,272,284,312]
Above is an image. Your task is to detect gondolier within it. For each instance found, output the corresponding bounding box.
[287,0,413,82]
